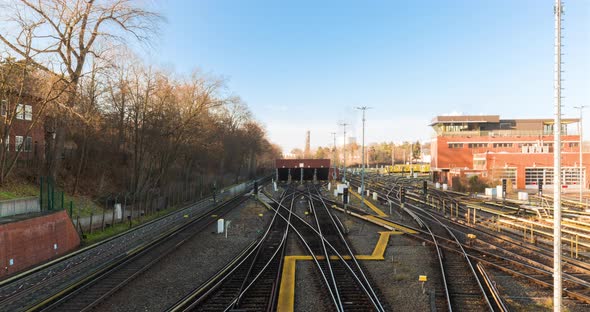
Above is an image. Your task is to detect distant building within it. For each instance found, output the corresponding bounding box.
[1,94,45,165]
[430,115,589,190]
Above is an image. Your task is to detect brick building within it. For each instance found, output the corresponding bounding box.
[430,115,590,190]
[1,94,45,165]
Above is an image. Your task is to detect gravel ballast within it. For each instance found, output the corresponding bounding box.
[93,199,272,312]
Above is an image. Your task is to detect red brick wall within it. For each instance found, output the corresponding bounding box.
[433,135,582,170]
[0,211,80,279]
[486,152,590,189]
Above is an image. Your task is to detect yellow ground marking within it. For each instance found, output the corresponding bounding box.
[356,230,403,260]
[277,230,400,312]
[363,215,418,234]
[349,190,388,217]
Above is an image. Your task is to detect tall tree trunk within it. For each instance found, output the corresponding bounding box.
[73,128,88,195]
[50,119,66,181]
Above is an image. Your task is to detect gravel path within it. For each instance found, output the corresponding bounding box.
[93,199,272,312]
[487,267,590,312]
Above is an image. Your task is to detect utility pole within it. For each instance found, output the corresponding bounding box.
[574,106,586,204]
[356,106,372,209]
[331,132,337,180]
[553,1,563,310]
[339,122,349,182]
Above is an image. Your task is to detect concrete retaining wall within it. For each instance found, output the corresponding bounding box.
[0,210,80,278]
[0,197,40,217]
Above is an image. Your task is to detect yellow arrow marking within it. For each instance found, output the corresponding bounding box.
[350,190,388,217]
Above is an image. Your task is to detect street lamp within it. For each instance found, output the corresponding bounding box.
[339,122,349,182]
[331,132,337,180]
[574,106,586,204]
[356,106,372,209]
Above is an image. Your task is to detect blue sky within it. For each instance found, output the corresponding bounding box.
[148,0,590,153]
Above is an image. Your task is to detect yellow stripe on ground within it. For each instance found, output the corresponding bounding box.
[277,230,402,311]
[356,231,402,260]
[350,190,388,217]
[364,215,418,234]
[277,256,311,312]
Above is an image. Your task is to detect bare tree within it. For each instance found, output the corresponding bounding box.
[0,21,66,184]
[0,0,161,181]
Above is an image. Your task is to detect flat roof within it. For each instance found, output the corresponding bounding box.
[430,115,579,126]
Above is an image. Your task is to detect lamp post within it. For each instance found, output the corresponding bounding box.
[331,132,337,180]
[574,106,586,204]
[339,122,349,182]
[553,1,563,310]
[356,106,372,209]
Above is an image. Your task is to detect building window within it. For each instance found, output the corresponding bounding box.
[448,143,463,149]
[543,124,553,135]
[24,136,32,152]
[568,142,579,148]
[491,168,517,185]
[15,135,23,151]
[468,143,487,148]
[525,167,583,186]
[473,159,486,170]
[16,104,24,120]
[493,143,513,148]
[24,105,32,120]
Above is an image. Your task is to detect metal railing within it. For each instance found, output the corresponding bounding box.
[435,129,578,137]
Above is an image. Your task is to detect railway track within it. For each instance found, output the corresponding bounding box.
[349,174,590,307]
[35,193,252,312]
[0,178,266,312]
[265,184,387,312]
[377,188,494,311]
[168,187,296,311]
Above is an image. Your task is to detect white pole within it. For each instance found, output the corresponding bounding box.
[553,1,563,310]
[356,107,372,209]
[340,122,348,182]
[331,132,337,180]
[361,110,365,209]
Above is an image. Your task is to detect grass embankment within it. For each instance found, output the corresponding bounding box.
[0,180,103,217]
[81,205,181,245]
[0,182,38,200]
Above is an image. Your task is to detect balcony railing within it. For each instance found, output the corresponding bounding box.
[434,129,579,137]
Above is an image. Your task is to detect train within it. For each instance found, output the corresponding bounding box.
[384,164,430,174]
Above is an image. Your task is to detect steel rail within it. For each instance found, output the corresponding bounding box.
[310,184,386,312]
[307,186,344,312]
[263,189,384,311]
[169,186,296,312]
[34,193,252,312]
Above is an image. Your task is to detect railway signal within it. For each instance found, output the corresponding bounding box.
[538,179,543,197]
[423,180,427,196]
[501,179,507,199]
